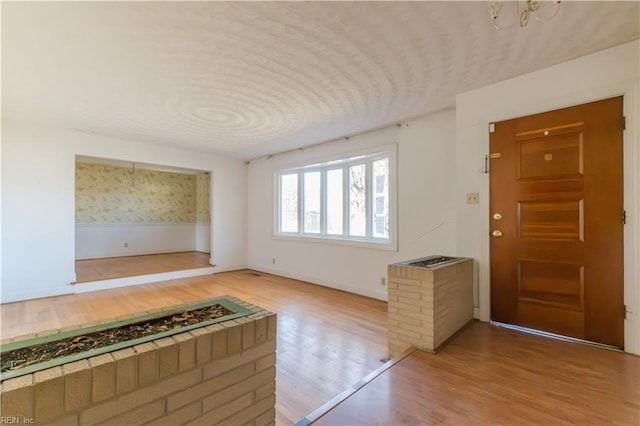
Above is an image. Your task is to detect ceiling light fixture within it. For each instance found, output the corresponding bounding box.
[122,162,146,188]
[490,0,561,30]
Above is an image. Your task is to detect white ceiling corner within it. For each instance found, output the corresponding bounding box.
[2,1,638,160]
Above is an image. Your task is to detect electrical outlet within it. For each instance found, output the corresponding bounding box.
[124,242,129,248]
[466,192,479,204]
[381,277,386,286]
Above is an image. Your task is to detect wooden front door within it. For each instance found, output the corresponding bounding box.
[489,97,624,348]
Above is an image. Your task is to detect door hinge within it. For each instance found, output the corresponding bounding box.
[622,210,627,225]
[624,305,627,320]
[622,116,626,131]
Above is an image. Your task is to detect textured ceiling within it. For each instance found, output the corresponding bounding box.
[2,1,638,160]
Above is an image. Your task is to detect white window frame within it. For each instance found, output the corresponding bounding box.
[274,144,397,251]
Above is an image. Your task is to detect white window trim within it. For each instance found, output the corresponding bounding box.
[273,144,397,251]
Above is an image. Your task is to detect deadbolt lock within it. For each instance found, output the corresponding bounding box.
[492,230,503,237]
[493,213,502,220]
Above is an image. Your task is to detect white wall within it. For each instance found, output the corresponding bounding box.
[195,224,211,253]
[455,40,640,354]
[247,110,457,300]
[75,223,198,260]
[1,126,247,302]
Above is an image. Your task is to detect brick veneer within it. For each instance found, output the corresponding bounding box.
[0,297,277,425]
[388,259,473,357]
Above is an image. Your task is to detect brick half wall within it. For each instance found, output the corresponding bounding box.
[387,259,473,357]
[0,298,277,425]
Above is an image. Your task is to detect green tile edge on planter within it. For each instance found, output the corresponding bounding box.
[0,296,253,382]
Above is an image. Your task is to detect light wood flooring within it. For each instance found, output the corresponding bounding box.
[1,270,639,425]
[309,326,640,425]
[74,251,211,283]
[1,270,388,424]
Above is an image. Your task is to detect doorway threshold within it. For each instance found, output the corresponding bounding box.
[72,267,215,294]
[490,321,622,352]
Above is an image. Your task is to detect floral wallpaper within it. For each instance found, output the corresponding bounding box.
[196,172,211,224]
[75,162,208,224]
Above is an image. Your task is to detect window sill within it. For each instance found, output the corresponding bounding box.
[272,234,398,252]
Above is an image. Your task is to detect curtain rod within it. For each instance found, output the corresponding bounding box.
[248,107,453,163]
[251,122,401,163]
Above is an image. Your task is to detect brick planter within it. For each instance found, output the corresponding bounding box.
[0,297,277,425]
[388,258,473,357]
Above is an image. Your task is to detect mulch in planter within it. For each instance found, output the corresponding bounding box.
[1,303,234,373]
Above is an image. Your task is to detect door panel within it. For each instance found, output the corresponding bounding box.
[518,200,583,241]
[518,261,583,308]
[518,133,583,179]
[490,96,624,348]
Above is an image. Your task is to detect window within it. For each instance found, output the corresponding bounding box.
[326,168,343,235]
[372,158,389,239]
[303,171,321,233]
[349,164,367,237]
[280,173,298,233]
[276,148,395,247]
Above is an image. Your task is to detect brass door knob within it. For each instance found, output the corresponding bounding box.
[492,230,503,237]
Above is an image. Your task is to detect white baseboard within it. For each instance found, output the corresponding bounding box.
[2,265,387,307]
[73,267,216,293]
[211,264,247,273]
[1,286,75,304]
[247,265,388,301]
[1,266,240,303]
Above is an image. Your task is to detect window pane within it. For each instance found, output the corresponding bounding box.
[326,169,343,235]
[372,158,389,239]
[303,171,321,233]
[280,173,298,233]
[277,151,393,244]
[349,164,366,237]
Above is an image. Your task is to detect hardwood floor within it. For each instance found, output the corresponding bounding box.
[0,270,388,425]
[310,324,640,425]
[74,251,212,283]
[1,270,638,425]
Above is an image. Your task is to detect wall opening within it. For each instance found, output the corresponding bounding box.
[74,156,211,282]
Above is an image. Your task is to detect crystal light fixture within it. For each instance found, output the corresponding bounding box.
[490,0,561,30]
